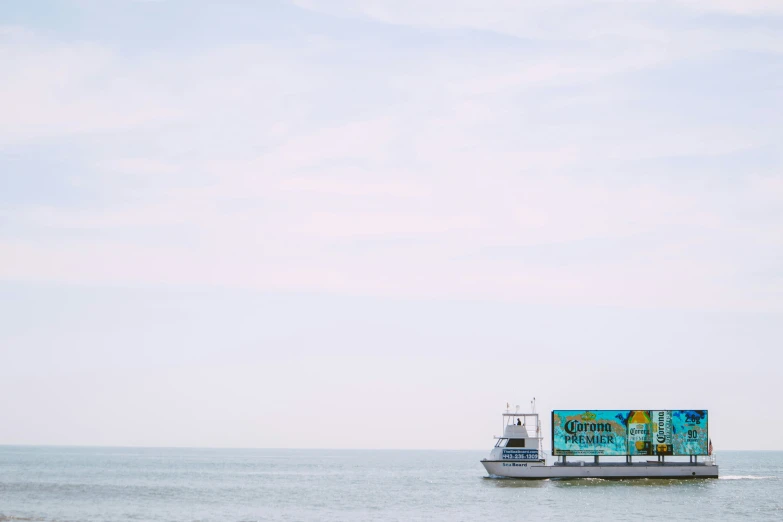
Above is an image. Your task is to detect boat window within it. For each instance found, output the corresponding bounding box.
[506,438,526,448]
[495,439,508,447]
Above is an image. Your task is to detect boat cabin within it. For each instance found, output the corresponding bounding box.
[489,411,545,463]
[495,421,533,447]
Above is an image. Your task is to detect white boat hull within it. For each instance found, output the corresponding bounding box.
[482,460,719,479]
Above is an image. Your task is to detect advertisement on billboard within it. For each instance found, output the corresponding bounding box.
[552,410,708,456]
[672,410,709,455]
[651,410,673,455]
[627,410,653,456]
[551,410,629,456]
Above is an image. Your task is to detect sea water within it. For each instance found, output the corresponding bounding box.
[0,447,780,521]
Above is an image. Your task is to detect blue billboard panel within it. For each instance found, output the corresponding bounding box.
[672,410,708,455]
[552,410,709,456]
[552,410,629,456]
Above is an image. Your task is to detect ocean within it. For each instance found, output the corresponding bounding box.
[0,447,780,521]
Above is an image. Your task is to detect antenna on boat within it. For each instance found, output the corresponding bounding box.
[531,397,536,413]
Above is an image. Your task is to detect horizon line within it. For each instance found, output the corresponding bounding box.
[0,444,778,452]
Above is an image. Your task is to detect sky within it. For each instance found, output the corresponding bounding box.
[0,0,782,450]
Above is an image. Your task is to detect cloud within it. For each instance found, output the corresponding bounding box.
[675,0,783,15]
[290,0,783,34]
[1,3,781,312]
[0,27,180,144]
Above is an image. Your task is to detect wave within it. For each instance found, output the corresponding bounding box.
[719,475,776,480]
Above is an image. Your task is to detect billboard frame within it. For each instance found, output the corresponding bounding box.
[551,409,709,457]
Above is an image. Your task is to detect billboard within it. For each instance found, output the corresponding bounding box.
[552,410,708,456]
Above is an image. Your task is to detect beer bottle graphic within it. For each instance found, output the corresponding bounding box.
[627,410,652,455]
[652,410,673,455]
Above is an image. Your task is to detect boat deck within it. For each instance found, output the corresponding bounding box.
[553,461,713,467]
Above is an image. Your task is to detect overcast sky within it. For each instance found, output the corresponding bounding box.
[1,0,781,450]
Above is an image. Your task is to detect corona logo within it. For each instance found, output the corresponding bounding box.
[565,420,612,434]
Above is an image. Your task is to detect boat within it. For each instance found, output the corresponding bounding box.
[481,401,719,479]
